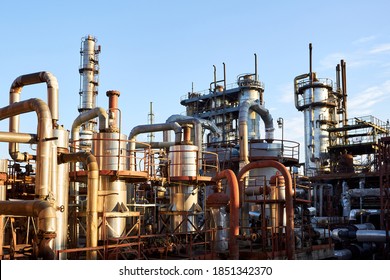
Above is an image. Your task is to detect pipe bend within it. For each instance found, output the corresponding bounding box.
[237,160,295,260]
[129,122,183,144]
[211,169,240,260]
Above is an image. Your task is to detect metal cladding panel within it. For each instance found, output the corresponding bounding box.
[92,133,128,170]
[168,145,198,177]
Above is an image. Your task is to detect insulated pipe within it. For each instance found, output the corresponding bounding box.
[348,188,381,198]
[349,209,381,220]
[0,200,56,259]
[71,107,108,151]
[128,122,182,171]
[58,151,99,260]
[211,169,240,260]
[9,72,59,161]
[238,100,275,165]
[0,98,54,198]
[332,228,390,243]
[129,122,182,145]
[166,114,221,151]
[237,160,295,260]
[0,132,37,144]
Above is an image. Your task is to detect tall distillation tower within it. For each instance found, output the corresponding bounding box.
[78,35,101,149]
[294,44,339,176]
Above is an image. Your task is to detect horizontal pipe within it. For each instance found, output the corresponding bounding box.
[0,131,37,144]
[348,188,380,198]
[349,209,381,220]
[356,230,390,243]
[129,122,182,144]
[10,71,59,122]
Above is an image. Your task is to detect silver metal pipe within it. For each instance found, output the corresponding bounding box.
[349,209,381,220]
[58,151,99,260]
[348,188,380,198]
[294,73,310,111]
[238,99,275,165]
[9,72,59,162]
[129,122,182,144]
[71,107,108,151]
[356,230,390,243]
[0,200,57,259]
[128,122,182,171]
[0,98,54,199]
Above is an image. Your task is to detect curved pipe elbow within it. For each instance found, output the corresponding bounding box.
[129,122,183,144]
[71,107,108,139]
[239,100,275,141]
[294,73,310,111]
[10,71,59,122]
[237,160,295,259]
[212,169,240,259]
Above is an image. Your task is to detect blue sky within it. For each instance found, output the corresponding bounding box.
[1,0,390,160]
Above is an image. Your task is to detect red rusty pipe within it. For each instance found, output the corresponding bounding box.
[212,169,239,260]
[237,160,295,260]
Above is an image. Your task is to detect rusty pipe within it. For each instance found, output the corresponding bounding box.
[237,160,295,260]
[58,151,99,260]
[0,98,54,198]
[211,169,240,260]
[9,72,59,162]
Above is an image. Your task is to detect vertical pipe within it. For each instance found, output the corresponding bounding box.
[309,43,313,82]
[237,160,295,260]
[106,90,120,131]
[9,72,59,162]
[58,152,99,260]
[0,98,54,199]
[222,62,227,141]
[341,60,348,126]
[211,169,240,259]
[254,53,258,81]
[213,65,217,92]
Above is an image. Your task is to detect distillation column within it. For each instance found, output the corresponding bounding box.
[294,44,338,175]
[78,35,101,150]
[93,90,129,239]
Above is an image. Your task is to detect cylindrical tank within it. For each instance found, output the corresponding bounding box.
[92,132,128,239]
[167,145,200,233]
[169,145,198,177]
[93,133,127,170]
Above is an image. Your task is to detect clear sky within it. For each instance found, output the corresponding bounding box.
[1,0,390,160]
